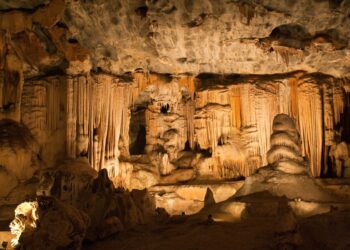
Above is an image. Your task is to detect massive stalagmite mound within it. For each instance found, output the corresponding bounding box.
[267,113,306,174]
[235,114,336,202]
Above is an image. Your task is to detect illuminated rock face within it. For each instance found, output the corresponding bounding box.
[14,159,156,248]
[0,0,350,228]
[0,71,345,190]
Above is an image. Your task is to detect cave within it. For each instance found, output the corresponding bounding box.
[1,1,350,250]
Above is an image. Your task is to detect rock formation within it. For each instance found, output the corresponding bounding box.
[194,114,349,234]
[267,113,306,175]
[234,113,336,201]
[9,159,156,249]
[10,197,89,250]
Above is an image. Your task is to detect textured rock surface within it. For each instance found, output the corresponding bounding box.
[35,159,156,242]
[0,120,40,202]
[10,197,90,250]
[0,0,349,77]
[150,181,244,215]
[61,0,350,76]
[0,0,49,10]
[1,71,346,192]
[1,1,350,231]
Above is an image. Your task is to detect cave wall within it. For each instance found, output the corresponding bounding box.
[194,73,349,178]
[1,71,348,194]
[0,0,350,196]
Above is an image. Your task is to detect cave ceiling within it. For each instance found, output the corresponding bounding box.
[0,0,350,77]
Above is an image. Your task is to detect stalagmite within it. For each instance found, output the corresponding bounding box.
[267,114,306,174]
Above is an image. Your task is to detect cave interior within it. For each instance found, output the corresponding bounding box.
[1,0,350,249]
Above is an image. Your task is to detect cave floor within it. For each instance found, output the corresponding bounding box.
[84,208,350,250]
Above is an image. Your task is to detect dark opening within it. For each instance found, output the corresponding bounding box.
[130,125,146,155]
[195,144,212,157]
[160,104,170,114]
[184,140,191,151]
[129,108,147,155]
[93,128,98,136]
[5,70,20,85]
[80,151,88,158]
[68,38,78,44]
[323,145,334,177]
[270,24,311,40]
[2,103,15,111]
[341,93,350,144]
[135,6,148,18]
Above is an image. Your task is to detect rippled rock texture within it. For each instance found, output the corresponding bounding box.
[0,0,349,77]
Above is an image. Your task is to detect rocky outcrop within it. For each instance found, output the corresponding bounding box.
[10,197,90,250]
[7,158,157,249]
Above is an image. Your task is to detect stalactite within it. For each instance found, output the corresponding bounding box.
[213,130,254,179]
[178,75,195,100]
[208,107,232,152]
[64,74,133,179]
[21,80,47,144]
[275,46,290,66]
[240,84,256,127]
[96,75,112,170]
[119,84,132,157]
[66,77,77,158]
[297,80,323,177]
[288,77,299,122]
[237,2,256,25]
[76,76,89,153]
[255,83,279,165]
[323,83,334,146]
[273,46,304,67]
[333,86,345,126]
[239,84,261,172]
[131,72,149,106]
[185,99,195,149]
[277,80,292,116]
[46,77,61,132]
[194,88,231,150]
[229,86,241,129]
